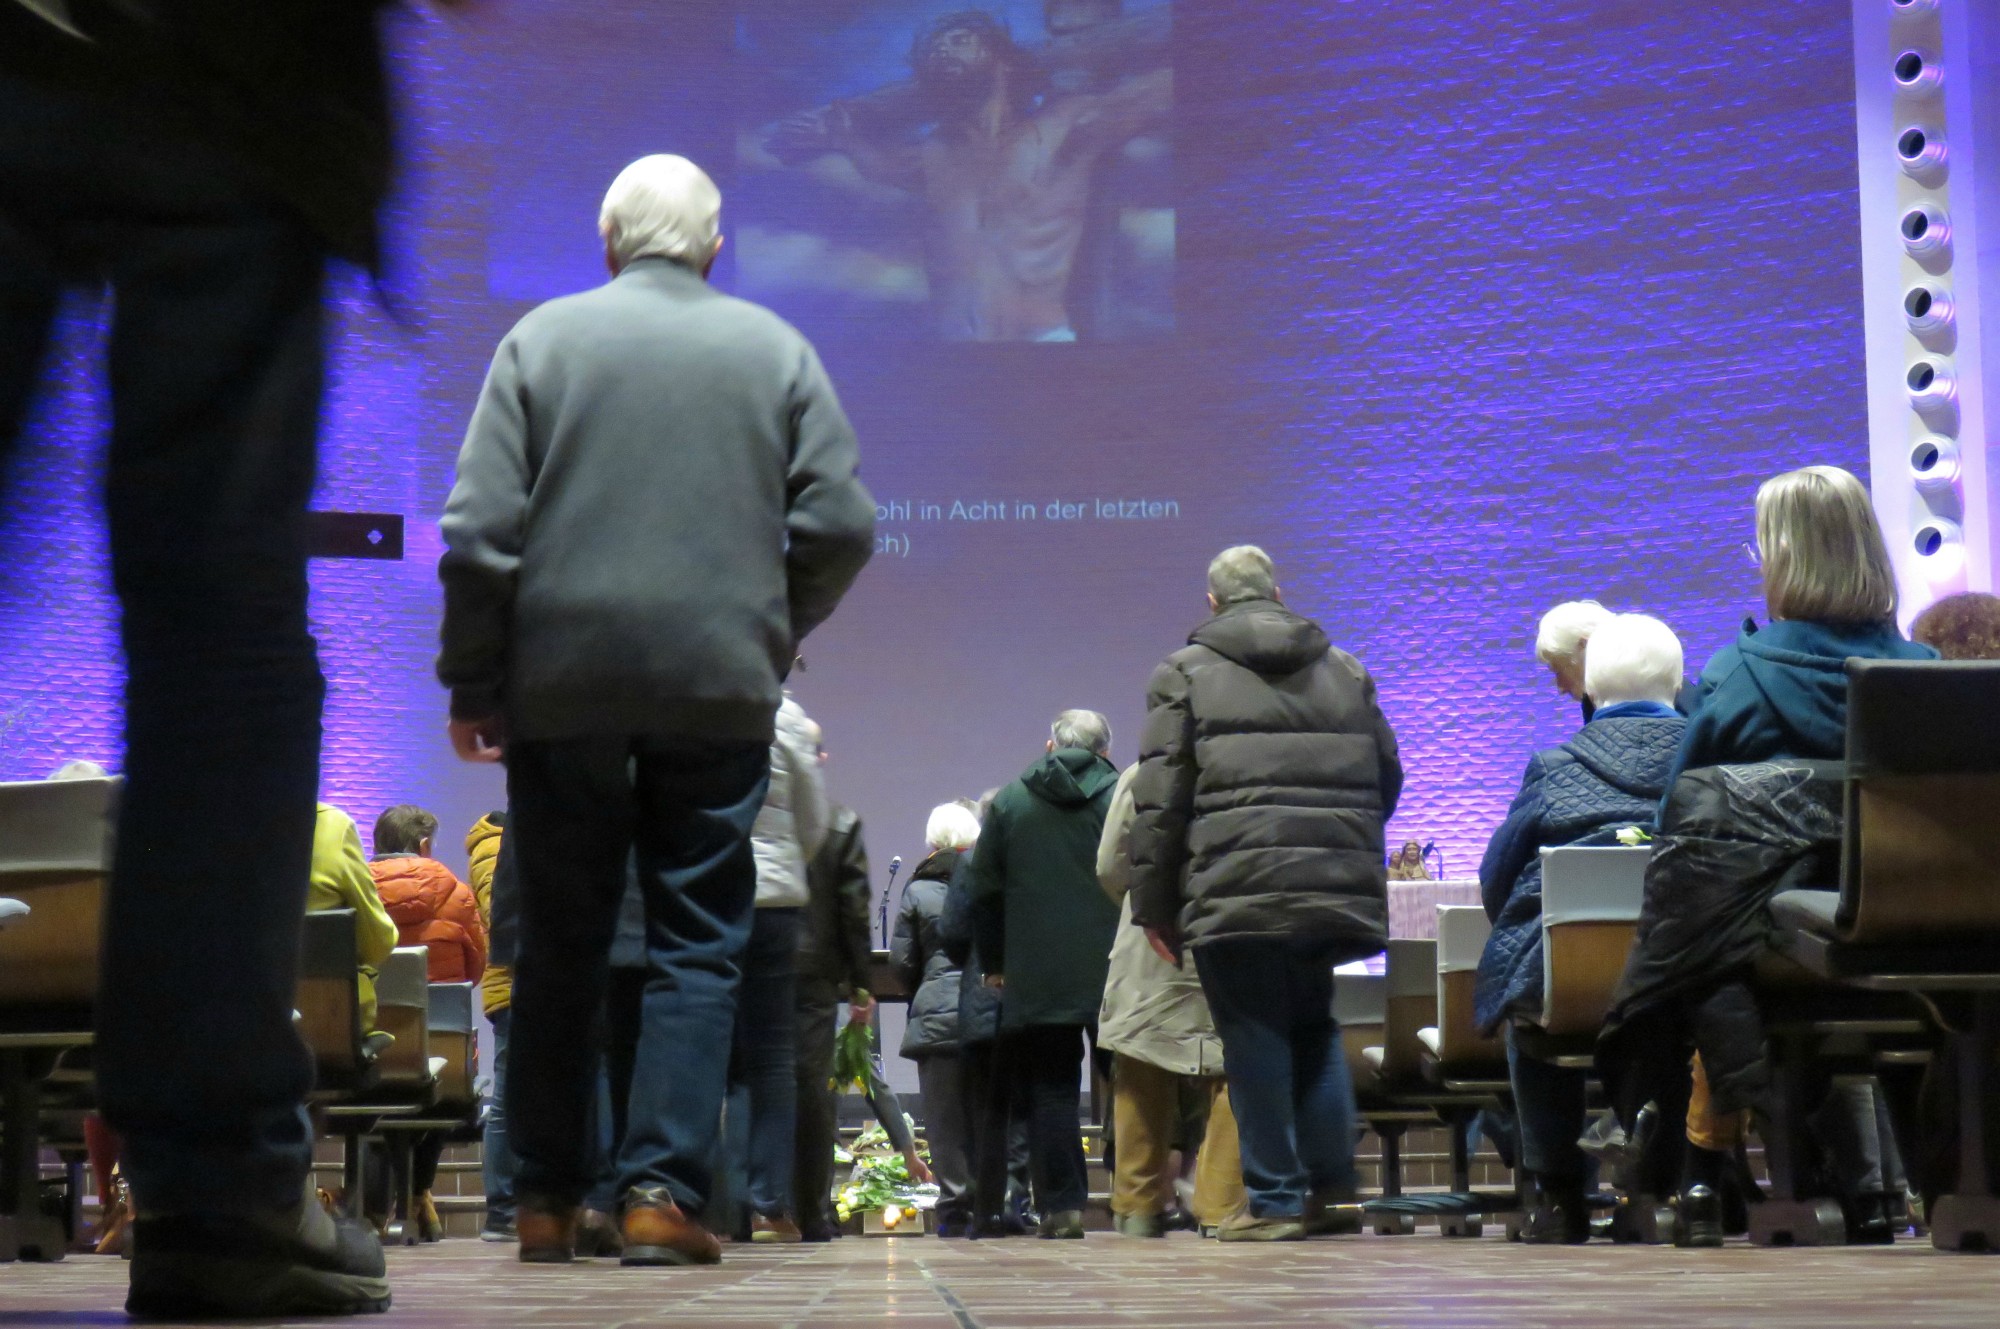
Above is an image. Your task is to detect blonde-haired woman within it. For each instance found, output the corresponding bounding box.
[1599,465,1935,1246]
[1663,465,1932,790]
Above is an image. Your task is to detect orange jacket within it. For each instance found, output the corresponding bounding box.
[368,855,488,984]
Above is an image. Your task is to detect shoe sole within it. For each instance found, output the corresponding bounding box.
[128,1255,390,1319]
[621,1245,720,1267]
[1217,1225,1307,1243]
[519,1246,574,1264]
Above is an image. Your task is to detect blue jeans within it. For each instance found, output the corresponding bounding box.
[1507,1026,1588,1180]
[1,72,328,1217]
[506,737,768,1215]
[1193,939,1358,1219]
[483,1008,519,1224]
[725,908,801,1219]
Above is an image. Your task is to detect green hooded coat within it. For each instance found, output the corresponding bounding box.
[969,747,1122,1030]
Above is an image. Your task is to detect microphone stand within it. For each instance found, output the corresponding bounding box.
[878,856,903,948]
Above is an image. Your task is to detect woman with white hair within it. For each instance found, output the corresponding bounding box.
[1535,600,1613,721]
[1474,613,1688,1242]
[891,803,981,1236]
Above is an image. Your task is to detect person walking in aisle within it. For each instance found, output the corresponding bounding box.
[970,711,1121,1240]
[1,1,471,1314]
[1130,546,1403,1241]
[439,154,874,1267]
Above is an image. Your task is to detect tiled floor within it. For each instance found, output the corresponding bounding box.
[3,1230,1994,1328]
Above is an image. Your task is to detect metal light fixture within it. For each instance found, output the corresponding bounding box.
[1897,123,1948,183]
[1909,435,1960,493]
[1906,357,1956,415]
[1903,281,1954,335]
[1900,201,1951,257]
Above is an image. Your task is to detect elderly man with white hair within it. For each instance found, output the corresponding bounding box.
[439,154,874,1267]
[968,709,1122,1239]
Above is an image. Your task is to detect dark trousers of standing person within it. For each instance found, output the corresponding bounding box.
[1013,1024,1093,1216]
[1193,940,1359,1219]
[915,1053,973,1221]
[793,979,846,1236]
[1508,1027,1589,1183]
[723,908,803,1224]
[961,1036,1033,1224]
[505,738,769,1217]
[0,70,329,1220]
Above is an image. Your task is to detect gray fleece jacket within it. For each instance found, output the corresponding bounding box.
[438,258,874,743]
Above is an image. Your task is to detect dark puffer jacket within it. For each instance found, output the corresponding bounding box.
[1472,708,1686,1034]
[1128,599,1402,959]
[893,849,966,1057]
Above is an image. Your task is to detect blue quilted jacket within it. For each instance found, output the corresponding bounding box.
[1472,710,1685,1034]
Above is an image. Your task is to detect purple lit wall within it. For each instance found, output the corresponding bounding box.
[0,0,1868,898]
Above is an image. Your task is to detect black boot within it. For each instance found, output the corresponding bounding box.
[1674,1185,1724,1248]
[1521,1175,1591,1245]
[1845,1193,1896,1245]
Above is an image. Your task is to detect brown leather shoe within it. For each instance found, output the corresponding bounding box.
[620,1186,721,1267]
[750,1214,803,1244]
[517,1197,578,1264]
[575,1208,625,1258]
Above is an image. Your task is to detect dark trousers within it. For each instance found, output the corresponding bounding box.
[1194,939,1358,1218]
[1014,1024,1093,1215]
[915,1054,972,1218]
[0,72,327,1217]
[1507,1026,1588,1180]
[793,979,844,1233]
[724,908,802,1219]
[505,737,768,1214]
[961,1037,1032,1221]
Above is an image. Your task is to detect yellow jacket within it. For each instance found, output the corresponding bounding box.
[466,813,512,1016]
[309,803,400,1032]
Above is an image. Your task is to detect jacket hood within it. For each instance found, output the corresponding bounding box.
[465,813,503,857]
[1566,715,1686,797]
[371,855,463,924]
[1022,748,1120,808]
[1732,619,1933,754]
[913,847,962,882]
[1190,600,1330,677]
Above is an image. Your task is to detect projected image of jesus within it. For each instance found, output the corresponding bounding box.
[757,5,1172,343]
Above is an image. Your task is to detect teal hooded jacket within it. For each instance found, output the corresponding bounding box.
[1660,617,1936,805]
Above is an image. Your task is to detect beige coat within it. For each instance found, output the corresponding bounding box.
[1095,765,1224,1077]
